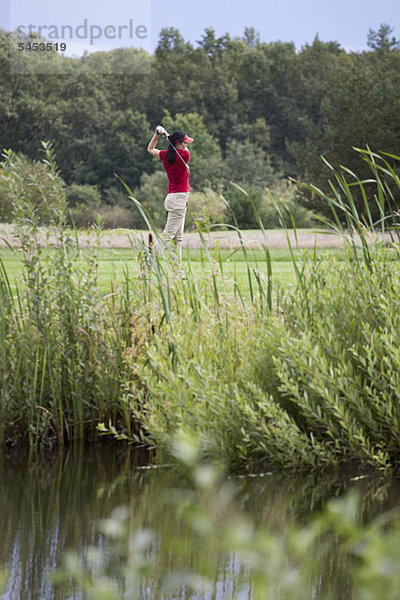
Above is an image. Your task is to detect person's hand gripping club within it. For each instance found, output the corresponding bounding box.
[155,125,169,137]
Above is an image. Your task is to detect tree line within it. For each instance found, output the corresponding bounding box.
[0,23,399,229]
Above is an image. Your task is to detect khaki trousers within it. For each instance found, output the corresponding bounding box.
[157,192,189,263]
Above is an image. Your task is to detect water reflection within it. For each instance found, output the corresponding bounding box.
[0,446,398,600]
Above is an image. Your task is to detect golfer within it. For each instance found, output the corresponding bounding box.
[147,126,193,269]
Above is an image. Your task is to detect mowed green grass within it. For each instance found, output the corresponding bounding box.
[0,247,345,293]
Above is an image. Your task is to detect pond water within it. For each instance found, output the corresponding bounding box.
[0,445,399,599]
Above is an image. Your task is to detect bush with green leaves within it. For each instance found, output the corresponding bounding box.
[123,150,400,475]
[66,184,101,208]
[0,148,67,224]
[223,184,268,228]
[186,187,226,230]
[0,143,141,446]
[223,180,315,229]
[3,143,400,479]
[65,183,101,228]
[65,184,139,229]
[251,247,400,471]
[102,185,132,208]
[97,205,137,229]
[224,139,279,189]
[0,177,9,222]
[66,202,101,228]
[268,178,316,228]
[134,170,168,229]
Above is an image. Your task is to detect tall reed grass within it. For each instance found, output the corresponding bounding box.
[0,144,273,448]
[0,144,141,446]
[124,149,400,474]
[1,143,400,476]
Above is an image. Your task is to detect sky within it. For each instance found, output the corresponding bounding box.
[150,0,400,52]
[1,0,400,56]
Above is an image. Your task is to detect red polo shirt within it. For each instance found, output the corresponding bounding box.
[159,149,190,193]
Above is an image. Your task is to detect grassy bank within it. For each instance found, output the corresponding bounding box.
[125,244,400,474]
[1,145,400,475]
[121,149,400,475]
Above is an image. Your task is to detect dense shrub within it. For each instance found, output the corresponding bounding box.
[66,184,101,208]
[224,139,279,189]
[97,205,137,229]
[186,188,226,230]
[0,176,9,222]
[223,181,315,229]
[3,144,400,478]
[251,248,400,470]
[66,185,138,229]
[134,171,168,229]
[0,149,67,223]
[223,184,268,228]
[267,179,316,228]
[127,245,400,473]
[67,203,100,228]
[0,144,141,446]
[103,186,132,208]
[126,152,400,473]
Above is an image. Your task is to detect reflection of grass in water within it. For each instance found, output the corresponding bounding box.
[2,442,400,600]
[52,437,400,600]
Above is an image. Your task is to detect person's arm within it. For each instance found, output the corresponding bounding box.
[147,133,161,158]
[147,126,169,158]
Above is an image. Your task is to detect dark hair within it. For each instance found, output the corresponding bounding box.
[166,130,186,164]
